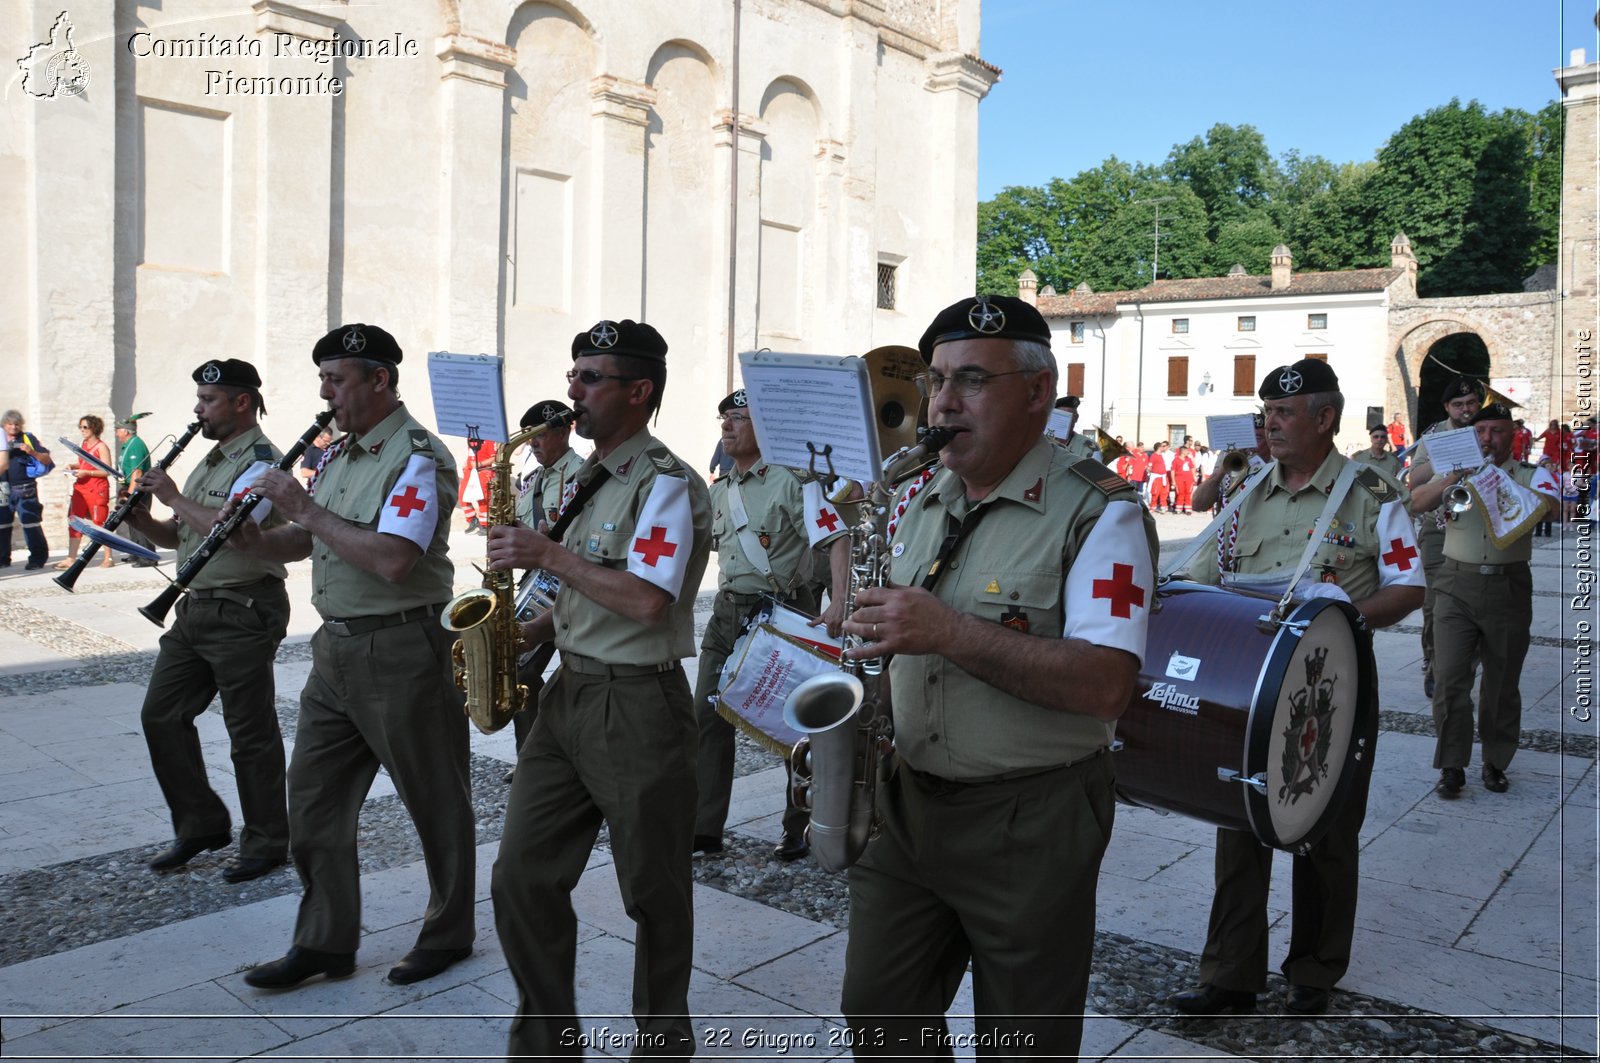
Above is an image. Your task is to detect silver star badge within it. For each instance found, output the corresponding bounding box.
[201,363,222,384]
[967,299,1006,334]
[1278,368,1303,394]
[343,328,367,354]
[732,390,748,407]
[590,322,619,349]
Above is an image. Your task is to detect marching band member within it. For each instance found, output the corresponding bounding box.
[1408,402,1560,797]
[839,295,1156,1058]
[1352,425,1403,478]
[1172,358,1424,1017]
[124,360,291,883]
[237,324,475,989]
[692,388,848,862]
[486,319,711,1059]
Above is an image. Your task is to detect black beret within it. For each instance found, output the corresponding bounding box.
[313,323,402,366]
[571,319,667,363]
[718,389,749,415]
[917,295,1051,364]
[1054,395,1081,410]
[1259,358,1340,400]
[192,359,262,389]
[1470,402,1515,425]
[1439,376,1483,404]
[520,399,572,429]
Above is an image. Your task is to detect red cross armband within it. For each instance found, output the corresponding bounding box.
[1062,500,1155,664]
[377,454,441,550]
[1375,499,1425,589]
[628,474,694,600]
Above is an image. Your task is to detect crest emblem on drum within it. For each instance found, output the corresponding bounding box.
[1279,646,1335,805]
[967,298,1006,334]
[1277,367,1303,394]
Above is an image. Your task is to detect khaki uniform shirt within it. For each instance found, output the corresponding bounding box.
[887,438,1158,779]
[1059,432,1100,464]
[1185,448,1417,603]
[710,462,840,595]
[551,429,711,664]
[178,426,289,590]
[1442,459,1556,566]
[308,405,457,618]
[516,447,585,528]
[1351,449,1402,478]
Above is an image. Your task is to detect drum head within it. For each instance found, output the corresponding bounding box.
[68,517,160,561]
[1246,598,1368,850]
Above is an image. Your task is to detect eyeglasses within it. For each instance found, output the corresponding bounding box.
[565,368,640,386]
[78,423,91,430]
[915,369,1032,398]
[717,413,751,424]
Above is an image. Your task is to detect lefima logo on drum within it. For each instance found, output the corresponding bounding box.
[1144,682,1200,715]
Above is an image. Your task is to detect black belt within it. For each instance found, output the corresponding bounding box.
[322,602,441,637]
[561,652,676,678]
[1442,558,1524,576]
[905,747,1108,789]
[188,577,284,609]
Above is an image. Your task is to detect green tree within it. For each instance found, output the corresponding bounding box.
[1081,180,1210,290]
[975,184,1065,296]
[1209,211,1285,274]
[1526,100,1564,273]
[1164,124,1278,241]
[1285,161,1381,272]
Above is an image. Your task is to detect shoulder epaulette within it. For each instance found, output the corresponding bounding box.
[408,429,432,453]
[253,442,274,462]
[647,446,684,477]
[1354,466,1398,504]
[1068,456,1131,497]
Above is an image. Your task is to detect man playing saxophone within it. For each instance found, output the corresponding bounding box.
[837,296,1157,1059]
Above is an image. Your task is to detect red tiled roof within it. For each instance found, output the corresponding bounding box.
[1035,268,1406,319]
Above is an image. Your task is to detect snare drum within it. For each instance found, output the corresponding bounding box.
[715,598,843,756]
[1113,581,1376,854]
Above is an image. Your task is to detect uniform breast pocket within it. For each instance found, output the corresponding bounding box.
[1228,532,1271,570]
[586,527,632,563]
[974,569,1059,636]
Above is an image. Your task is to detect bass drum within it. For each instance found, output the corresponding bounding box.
[1113,581,1377,854]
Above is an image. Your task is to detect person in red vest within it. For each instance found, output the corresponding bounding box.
[1511,420,1533,462]
[1127,442,1149,503]
[457,436,495,533]
[1114,441,1132,481]
[1171,440,1197,514]
[1387,414,1406,450]
[1147,441,1171,513]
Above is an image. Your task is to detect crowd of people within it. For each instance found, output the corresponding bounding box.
[1,296,1587,1060]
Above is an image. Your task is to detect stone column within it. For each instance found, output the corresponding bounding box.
[711,112,766,360]
[587,76,656,320]
[250,1,344,391]
[921,53,997,309]
[1556,50,1599,427]
[435,33,516,356]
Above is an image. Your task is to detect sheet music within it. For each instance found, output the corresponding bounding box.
[1205,414,1258,453]
[1420,425,1485,472]
[427,352,509,442]
[738,352,882,484]
[1046,408,1076,441]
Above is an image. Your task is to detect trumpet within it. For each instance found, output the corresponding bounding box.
[55,421,201,592]
[1445,482,1476,516]
[1220,449,1252,475]
[139,413,334,627]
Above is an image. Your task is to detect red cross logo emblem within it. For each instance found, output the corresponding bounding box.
[1381,537,1418,571]
[1301,716,1319,758]
[389,485,427,518]
[633,525,679,567]
[815,508,840,533]
[1091,563,1146,619]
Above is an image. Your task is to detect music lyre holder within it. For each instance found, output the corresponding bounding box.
[804,442,839,490]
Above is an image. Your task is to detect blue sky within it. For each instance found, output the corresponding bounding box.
[977,1,1600,200]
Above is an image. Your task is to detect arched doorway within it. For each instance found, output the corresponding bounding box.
[1416,332,1490,435]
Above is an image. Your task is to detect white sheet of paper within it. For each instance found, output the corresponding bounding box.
[427,352,510,442]
[737,352,882,484]
[1046,408,1076,440]
[1421,425,1485,471]
[1206,414,1258,453]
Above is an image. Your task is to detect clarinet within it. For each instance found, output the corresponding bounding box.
[139,412,334,627]
[54,421,203,592]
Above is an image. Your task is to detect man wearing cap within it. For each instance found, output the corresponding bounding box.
[1050,395,1100,462]
[1409,377,1483,699]
[0,411,53,570]
[114,414,158,565]
[838,295,1157,1058]
[485,319,711,1058]
[693,388,849,862]
[507,398,584,760]
[1353,425,1403,478]
[121,361,292,883]
[1409,403,1559,798]
[234,324,475,990]
[1172,358,1424,1017]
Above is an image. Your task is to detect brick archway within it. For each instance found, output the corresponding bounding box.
[1386,315,1505,436]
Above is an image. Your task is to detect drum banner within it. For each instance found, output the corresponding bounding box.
[1466,464,1550,549]
[716,599,843,756]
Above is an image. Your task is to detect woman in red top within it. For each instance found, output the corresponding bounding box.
[59,414,114,569]
[1148,441,1171,513]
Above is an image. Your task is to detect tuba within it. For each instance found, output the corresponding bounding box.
[782,343,952,871]
[442,409,576,734]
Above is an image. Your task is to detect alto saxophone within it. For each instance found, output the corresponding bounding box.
[442,410,576,734]
[781,426,954,872]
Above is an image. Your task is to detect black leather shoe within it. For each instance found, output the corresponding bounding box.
[149,832,231,872]
[244,946,355,989]
[23,559,45,571]
[774,834,809,862]
[1171,983,1256,1015]
[222,855,286,884]
[1481,765,1509,793]
[1285,984,1330,1014]
[692,834,724,858]
[1437,767,1465,799]
[388,946,471,985]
